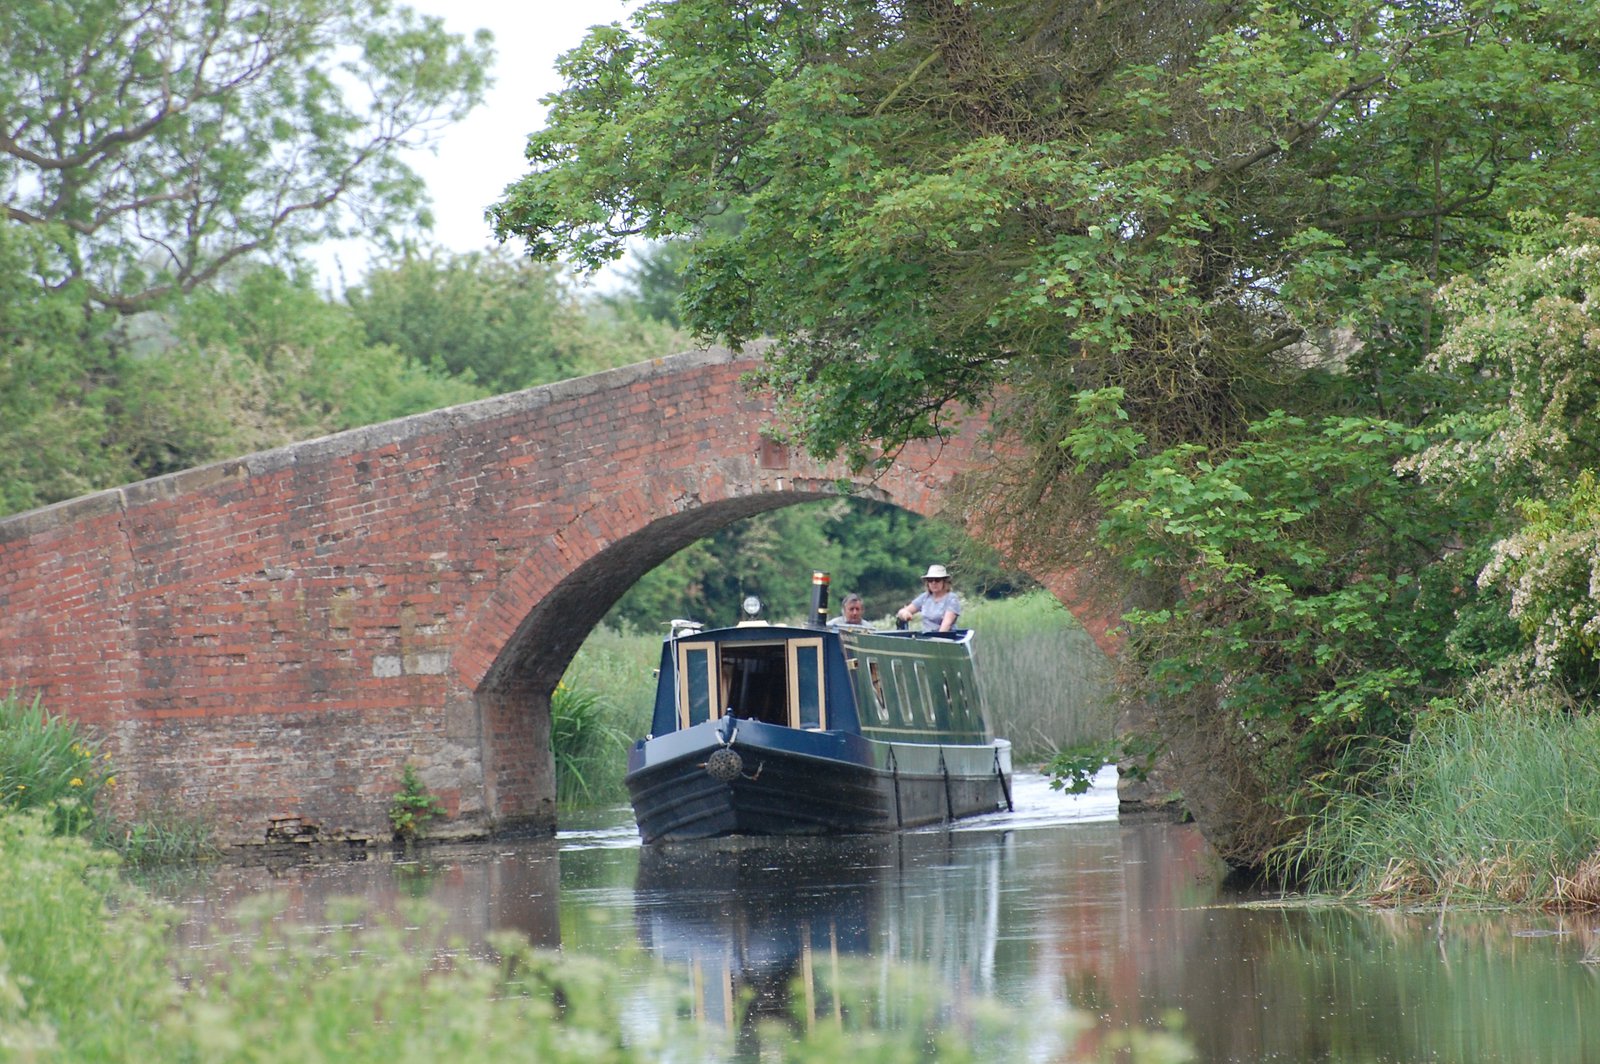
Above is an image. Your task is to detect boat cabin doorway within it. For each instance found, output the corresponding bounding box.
[675,637,826,731]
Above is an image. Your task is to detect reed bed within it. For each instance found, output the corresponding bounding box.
[963,591,1117,763]
[555,624,661,808]
[1289,702,1600,908]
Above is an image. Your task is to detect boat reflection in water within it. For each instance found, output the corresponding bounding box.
[632,826,1025,1045]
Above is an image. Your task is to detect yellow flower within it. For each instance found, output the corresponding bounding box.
[70,778,83,787]
[15,784,24,791]
[106,777,116,787]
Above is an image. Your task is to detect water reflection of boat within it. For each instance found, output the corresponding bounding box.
[626,577,1013,843]
[633,830,1014,1032]
[635,836,883,1027]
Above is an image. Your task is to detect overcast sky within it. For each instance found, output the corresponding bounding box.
[315,1,640,288]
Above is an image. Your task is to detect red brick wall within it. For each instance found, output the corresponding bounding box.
[0,346,1115,845]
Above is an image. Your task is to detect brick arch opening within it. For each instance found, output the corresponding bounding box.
[468,489,836,830]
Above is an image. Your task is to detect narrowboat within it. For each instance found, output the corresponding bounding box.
[625,574,1013,843]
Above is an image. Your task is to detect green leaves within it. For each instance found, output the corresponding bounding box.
[494,0,1600,484]
[1096,411,1472,754]
[1059,388,1144,472]
[0,0,492,311]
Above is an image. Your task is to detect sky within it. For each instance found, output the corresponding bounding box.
[314,1,639,289]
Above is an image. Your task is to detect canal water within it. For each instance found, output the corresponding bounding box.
[156,770,1600,1062]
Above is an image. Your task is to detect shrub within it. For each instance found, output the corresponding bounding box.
[0,691,112,835]
[389,763,445,844]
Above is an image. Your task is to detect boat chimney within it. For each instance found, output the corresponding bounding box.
[809,570,830,627]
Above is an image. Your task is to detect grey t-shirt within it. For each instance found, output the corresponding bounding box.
[910,590,961,632]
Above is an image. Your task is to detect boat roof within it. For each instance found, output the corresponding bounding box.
[670,622,974,646]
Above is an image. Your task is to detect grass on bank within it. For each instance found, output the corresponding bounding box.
[552,592,1117,809]
[1285,698,1600,908]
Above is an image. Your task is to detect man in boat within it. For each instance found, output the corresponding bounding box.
[828,592,867,627]
[896,565,962,633]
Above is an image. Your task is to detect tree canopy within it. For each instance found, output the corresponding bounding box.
[494,0,1600,463]
[348,247,688,394]
[494,0,1600,866]
[1,0,492,312]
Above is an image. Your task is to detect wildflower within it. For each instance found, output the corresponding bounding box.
[70,778,83,787]
[15,784,24,791]
[106,777,116,787]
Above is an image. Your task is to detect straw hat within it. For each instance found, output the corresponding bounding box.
[922,564,950,581]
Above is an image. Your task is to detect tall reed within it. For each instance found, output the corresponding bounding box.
[964,591,1117,762]
[1286,699,1600,907]
[554,624,662,808]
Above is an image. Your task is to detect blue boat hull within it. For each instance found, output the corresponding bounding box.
[627,716,1012,843]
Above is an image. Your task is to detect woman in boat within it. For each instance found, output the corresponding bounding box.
[896,565,961,633]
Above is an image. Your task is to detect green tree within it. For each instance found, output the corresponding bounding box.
[609,239,694,328]
[604,497,999,631]
[0,0,492,312]
[495,1,1600,462]
[0,260,488,515]
[350,249,593,393]
[0,227,134,513]
[492,0,1600,866]
[349,247,693,393]
[143,267,486,465]
[1409,216,1600,699]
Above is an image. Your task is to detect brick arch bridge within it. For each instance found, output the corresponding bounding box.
[0,347,1115,846]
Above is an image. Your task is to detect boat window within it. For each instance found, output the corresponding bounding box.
[890,660,911,724]
[676,642,718,729]
[953,669,982,730]
[865,659,889,722]
[913,661,938,726]
[788,639,825,729]
[718,641,791,726]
